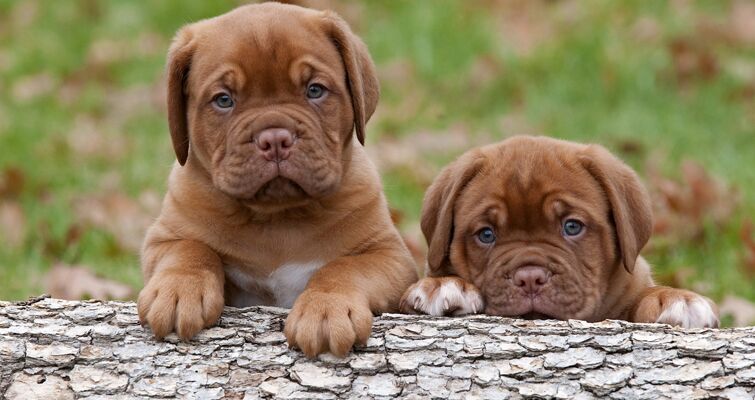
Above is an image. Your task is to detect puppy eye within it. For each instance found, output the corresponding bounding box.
[306,83,327,99]
[562,219,584,237]
[476,227,496,245]
[213,93,234,109]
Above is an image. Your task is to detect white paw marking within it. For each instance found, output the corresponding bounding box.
[405,279,484,316]
[656,296,719,328]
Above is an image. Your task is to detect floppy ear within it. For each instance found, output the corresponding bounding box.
[166,27,196,166]
[322,12,379,146]
[580,145,653,273]
[422,151,486,275]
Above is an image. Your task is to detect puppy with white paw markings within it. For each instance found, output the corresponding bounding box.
[401,135,719,328]
[137,3,418,357]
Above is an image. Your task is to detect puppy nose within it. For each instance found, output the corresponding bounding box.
[255,128,294,162]
[513,266,550,293]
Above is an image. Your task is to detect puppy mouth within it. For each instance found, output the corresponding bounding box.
[247,177,307,203]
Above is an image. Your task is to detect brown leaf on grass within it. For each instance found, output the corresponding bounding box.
[86,32,164,68]
[631,16,661,43]
[366,126,475,185]
[646,157,739,243]
[614,138,646,157]
[0,201,26,249]
[0,166,25,198]
[740,220,755,278]
[44,263,133,300]
[467,55,504,91]
[668,38,719,86]
[73,191,159,253]
[484,0,564,56]
[9,1,39,31]
[66,116,130,160]
[11,73,57,103]
[719,295,755,327]
[730,0,755,46]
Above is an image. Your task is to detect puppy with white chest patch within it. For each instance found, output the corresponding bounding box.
[137,3,418,357]
[401,135,719,328]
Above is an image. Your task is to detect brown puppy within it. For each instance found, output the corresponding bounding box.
[400,136,718,328]
[137,3,417,357]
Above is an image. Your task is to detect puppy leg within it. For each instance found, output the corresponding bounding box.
[399,276,484,317]
[284,246,417,358]
[629,286,719,328]
[138,235,225,341]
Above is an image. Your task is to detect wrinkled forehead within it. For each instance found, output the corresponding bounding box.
[188,7,341,86]
[458,146,609,222]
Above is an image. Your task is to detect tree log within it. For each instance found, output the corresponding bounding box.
[1,296,754,399]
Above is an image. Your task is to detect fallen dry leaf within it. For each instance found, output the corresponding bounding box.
[668,37,719,86]
[0,200,26,249]
[646,157,739,244]
[44,263,133,300]
[9,1,39,31]
[719,295,755,327]
[730,0,755,46]
[485,0,559,56]
[73,191,159,253]
[11,73,56,103]
[66,116,130,160]
[0,166,25,198]
[632,16,661,43]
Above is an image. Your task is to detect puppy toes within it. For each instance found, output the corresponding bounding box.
[399,276,484,317]
[137,268,224,340]
[285,290,373,358]
[632,287,719,328]
[656,295,719,328]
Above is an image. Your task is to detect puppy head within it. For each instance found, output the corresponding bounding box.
[166,3,378,209]
[422,136,652,320]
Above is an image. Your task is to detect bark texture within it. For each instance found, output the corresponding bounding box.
[1,296,754,399]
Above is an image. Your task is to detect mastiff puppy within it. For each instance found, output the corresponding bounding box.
[400,135,718,328]
[138,3,418,357]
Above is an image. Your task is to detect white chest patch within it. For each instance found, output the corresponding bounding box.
[225,261,325,308]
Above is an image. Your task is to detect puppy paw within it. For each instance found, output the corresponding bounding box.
[632,288,719,328]
[284,290,372,358]
[399,276,484,317]
[137,268,225,340]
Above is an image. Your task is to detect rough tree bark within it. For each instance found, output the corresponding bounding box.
[0,296,753,399]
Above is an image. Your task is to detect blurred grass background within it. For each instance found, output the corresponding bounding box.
[0,0,753,324]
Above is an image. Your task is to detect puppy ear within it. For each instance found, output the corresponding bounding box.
[322,12,379,146]
[166,27,195,166]
[422,151,486,275]
[580,145,653,273]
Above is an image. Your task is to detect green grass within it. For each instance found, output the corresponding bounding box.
[0,1,753,315]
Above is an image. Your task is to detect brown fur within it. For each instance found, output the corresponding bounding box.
[138,3,417,357]
[401,135,718,327]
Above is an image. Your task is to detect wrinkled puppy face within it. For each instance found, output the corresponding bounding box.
[422,136,652,321]
[166,3,378,208]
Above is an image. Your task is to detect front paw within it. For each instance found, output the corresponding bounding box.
[399,276,484,316]
[284,290,373,358]
[137,268,225,340]
[632,287,719,328]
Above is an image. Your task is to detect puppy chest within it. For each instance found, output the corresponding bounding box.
[224,261,324,308]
